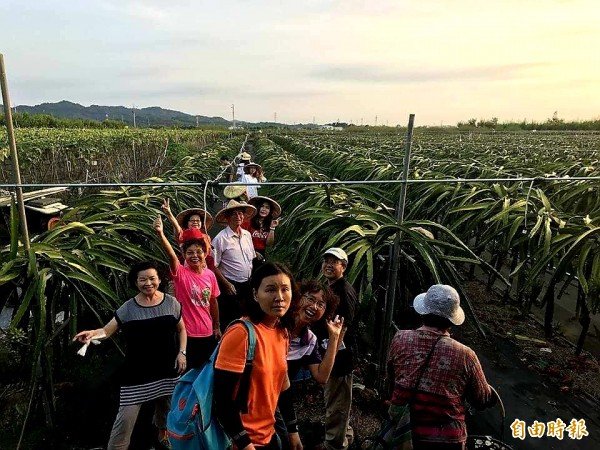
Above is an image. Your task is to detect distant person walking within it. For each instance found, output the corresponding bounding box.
[387,285,496,450]
[212,199,257,329]
[220,155,235,183]
[313,247,358,450]
[236,151,252,181]
[242,162,263,199]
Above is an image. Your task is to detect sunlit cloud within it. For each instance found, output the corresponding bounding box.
[310,63,550,84]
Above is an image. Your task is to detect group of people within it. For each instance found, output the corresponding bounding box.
[220,151,267,199]
[73,152,496,450]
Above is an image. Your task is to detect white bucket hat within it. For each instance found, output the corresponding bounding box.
[413,284,465,325]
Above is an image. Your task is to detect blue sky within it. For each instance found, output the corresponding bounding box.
[2,0,599,125]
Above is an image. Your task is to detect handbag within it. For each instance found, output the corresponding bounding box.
[368,335,444,450]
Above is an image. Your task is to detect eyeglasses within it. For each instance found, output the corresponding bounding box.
[322,258,342,266]
[301,294,326,310]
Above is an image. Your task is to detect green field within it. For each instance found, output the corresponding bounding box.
[1,127,599,448]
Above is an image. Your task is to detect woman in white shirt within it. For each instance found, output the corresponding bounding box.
[242,162,265,199]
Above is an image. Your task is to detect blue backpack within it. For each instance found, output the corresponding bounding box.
[167,319,257,450]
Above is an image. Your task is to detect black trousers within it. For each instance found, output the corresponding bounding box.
[186,335,217,369]
[217,279,252,332]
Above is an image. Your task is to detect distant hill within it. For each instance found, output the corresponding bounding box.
[4,100,235,127]
[1,101,324,128]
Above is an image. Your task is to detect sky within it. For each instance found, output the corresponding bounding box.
[1,0,599,126]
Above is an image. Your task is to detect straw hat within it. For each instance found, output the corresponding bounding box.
[240,152,251,161]
[176,208,213,231]
[223,185,248,200]
[248,196,282,219]
[245,162,261,170]
[413,284,465,325]
[215,200,256,224]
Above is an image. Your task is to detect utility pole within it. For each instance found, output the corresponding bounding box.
[132,104,136,128]
[0,54,31,251]
[232,104,236,129]
[375,115,378,126]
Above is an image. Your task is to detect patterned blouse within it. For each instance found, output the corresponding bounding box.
[387,327,493,444]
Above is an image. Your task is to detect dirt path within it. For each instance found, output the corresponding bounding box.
[447,276,600,450]
[459,323,600,450]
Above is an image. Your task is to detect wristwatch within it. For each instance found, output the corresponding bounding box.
[179,350,187,356]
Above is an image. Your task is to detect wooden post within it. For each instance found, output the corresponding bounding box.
[378,114,415,388]
[0,53,31,251]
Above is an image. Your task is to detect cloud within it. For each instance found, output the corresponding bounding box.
[310,63,551,84]
[100,1,173,25]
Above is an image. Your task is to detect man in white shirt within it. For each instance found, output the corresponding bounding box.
[212,199,257,330]
[236,152,251,182]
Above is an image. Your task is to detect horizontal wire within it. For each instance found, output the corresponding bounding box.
[1,175,600,189]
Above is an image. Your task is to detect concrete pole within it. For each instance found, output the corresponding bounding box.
[0,54,31,251]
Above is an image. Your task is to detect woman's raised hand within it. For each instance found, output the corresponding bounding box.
[161,198,171,214]
[153,216,163,234]
[326,314,344,338]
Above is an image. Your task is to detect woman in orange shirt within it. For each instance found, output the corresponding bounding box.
[214,262,299,449]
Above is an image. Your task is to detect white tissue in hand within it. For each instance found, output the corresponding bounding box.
[76,330,106,357]
[77,343,90,357]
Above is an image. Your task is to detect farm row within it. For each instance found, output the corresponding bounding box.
[252,130,600,351]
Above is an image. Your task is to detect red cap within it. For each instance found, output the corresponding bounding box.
[181,228,205,243]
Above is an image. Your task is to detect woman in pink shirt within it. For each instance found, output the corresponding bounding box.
[154,216,221,368]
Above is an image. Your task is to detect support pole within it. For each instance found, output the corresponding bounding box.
[378,114,415,388]
[0,53,31,251]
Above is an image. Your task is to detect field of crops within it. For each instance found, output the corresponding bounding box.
[0,128,227,184]
[253,129,600,348]
[1,127,599,448]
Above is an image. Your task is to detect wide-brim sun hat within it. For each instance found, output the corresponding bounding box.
[245,162,261,170]
[223,185,247,199]
[215,200,256,224]
[176,208,213,231]
[322,247,348,264]
[248,196,282,219]
[413,284,465,326]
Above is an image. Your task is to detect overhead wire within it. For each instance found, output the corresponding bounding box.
[2,174,600,189]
